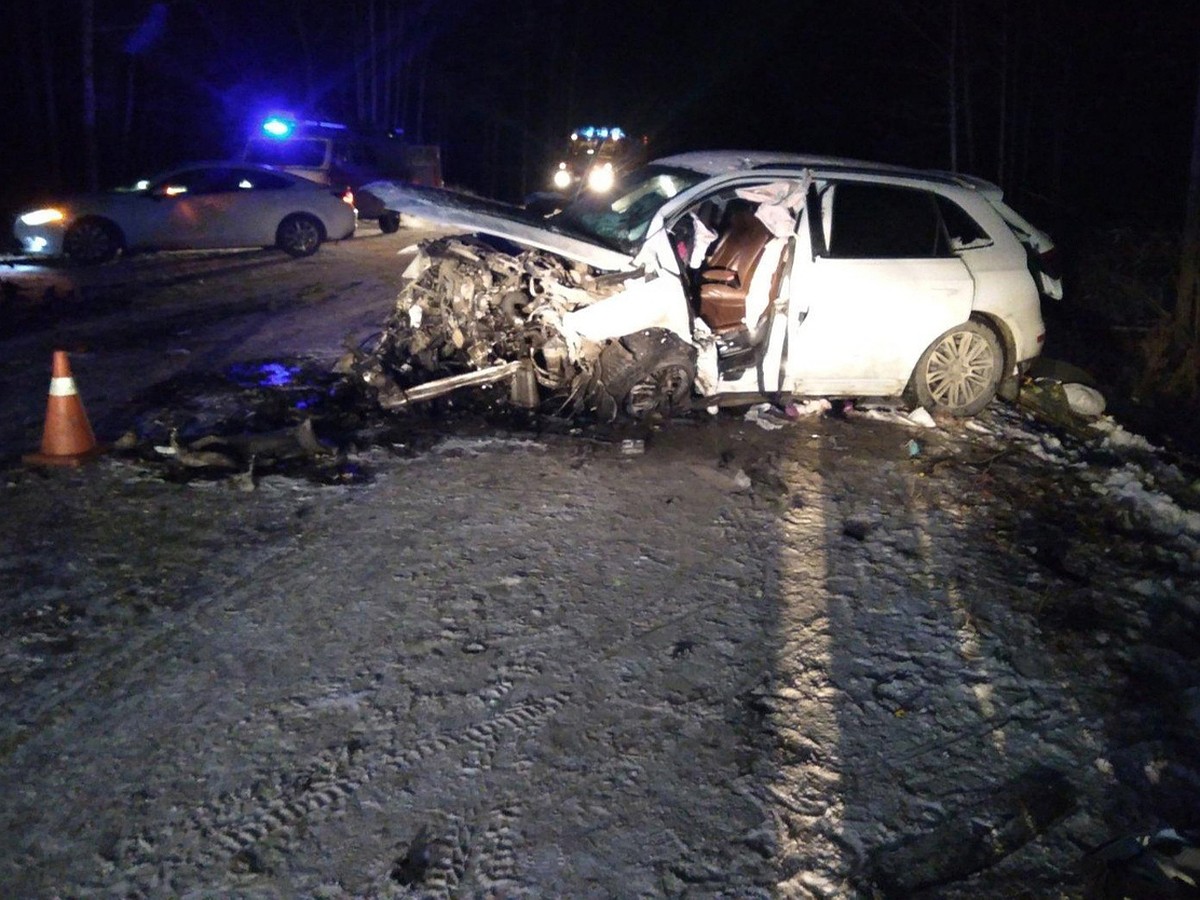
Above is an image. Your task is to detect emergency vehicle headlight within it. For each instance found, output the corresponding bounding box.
[587,163,615,193]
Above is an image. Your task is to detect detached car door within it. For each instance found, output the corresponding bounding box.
[788,181,976,397]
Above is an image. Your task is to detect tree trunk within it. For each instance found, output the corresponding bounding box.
[17,9,40,142]
[40,1,62,188]
[368,0,379,126]
[1140,31,1200,399]
[961,15,974,172]
[381,0,393,128]
[948,0,958,172]
[121,58,136,173]
[354,1,367,122]
[293,4,315,111]
[82,0,99,191]
[415,57,428,144]
[996,5,1008,189]
[1175,32,1200,345]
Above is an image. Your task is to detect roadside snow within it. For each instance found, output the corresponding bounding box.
[1096,465,1200,540]
[1093,416,1160,453]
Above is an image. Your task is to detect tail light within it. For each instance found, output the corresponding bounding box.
[334,187,354,207]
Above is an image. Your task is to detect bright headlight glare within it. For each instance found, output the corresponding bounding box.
[553,168,572,190]
[587,163,615,193]
[20,208,65,227]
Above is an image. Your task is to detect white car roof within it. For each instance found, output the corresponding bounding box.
[653,151,1003,197]
[652,150,886,175]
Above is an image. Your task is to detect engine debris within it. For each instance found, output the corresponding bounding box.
[341,237,630,414]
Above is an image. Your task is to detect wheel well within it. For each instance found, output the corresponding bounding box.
[281,212,326,240]
[969,313,1012,373]
[71,215,126,248]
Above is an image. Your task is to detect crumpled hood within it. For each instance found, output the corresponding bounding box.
[359,180,634,272]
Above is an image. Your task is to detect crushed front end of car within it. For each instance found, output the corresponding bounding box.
[340,236,694,420]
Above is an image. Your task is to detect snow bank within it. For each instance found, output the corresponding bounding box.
[1092,417,1160,454]
[1095,464,1200,538]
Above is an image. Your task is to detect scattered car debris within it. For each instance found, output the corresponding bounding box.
[1082,826,1200,899]
[111,359,375,486]
[1063,382,1107,417]
[744,403,790,431]
[1020,378,1110,439]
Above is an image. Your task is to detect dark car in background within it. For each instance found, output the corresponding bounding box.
[243,115,443,233]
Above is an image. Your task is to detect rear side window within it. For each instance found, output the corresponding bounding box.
[155,167,240,195]
[829,183,947,259]
[936,196,992,249]
[231,169,293,190]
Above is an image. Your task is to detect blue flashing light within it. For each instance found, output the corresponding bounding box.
[574,125,625,142]
[262,116,294,138]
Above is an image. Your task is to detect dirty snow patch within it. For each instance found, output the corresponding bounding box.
[1092,417,1160,454]
[1095,464,1200,538]
[856,405,938,428]
[434,436,547,456]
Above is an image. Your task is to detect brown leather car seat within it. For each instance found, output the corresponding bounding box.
[698,201,773,332]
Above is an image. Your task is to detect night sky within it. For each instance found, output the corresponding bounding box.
[2,1,1198,233]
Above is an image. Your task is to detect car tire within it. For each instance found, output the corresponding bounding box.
[63,217,122,265]
[588,328,696,421]
[907,320,1004,416]
[276,213,324,257]
[378,212,401,234]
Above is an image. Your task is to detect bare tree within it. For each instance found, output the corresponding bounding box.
[40,1,63,188]
[81,0,102,191]
[1142,34,1200,399]
[948,0,958,172]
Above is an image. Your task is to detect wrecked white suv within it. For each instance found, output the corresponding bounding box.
[354,152,1062,419]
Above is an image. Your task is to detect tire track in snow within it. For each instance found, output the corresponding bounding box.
[82,657,568,894]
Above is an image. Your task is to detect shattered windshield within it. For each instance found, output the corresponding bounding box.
[555,165,706,253]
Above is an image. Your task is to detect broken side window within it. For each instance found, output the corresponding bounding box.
[936,195,993,251]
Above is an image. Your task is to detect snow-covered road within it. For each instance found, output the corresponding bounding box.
[1,229,1198,897]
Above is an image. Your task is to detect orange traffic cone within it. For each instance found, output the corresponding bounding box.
[23,351,106,467]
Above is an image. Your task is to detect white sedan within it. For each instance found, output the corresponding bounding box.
[14,162,357,264]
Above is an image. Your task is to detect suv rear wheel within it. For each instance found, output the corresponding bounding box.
[907,320,1003,416]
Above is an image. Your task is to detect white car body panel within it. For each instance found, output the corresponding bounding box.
[360,180,633,271]
[789,256,975,395]
[562,273,691,346]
